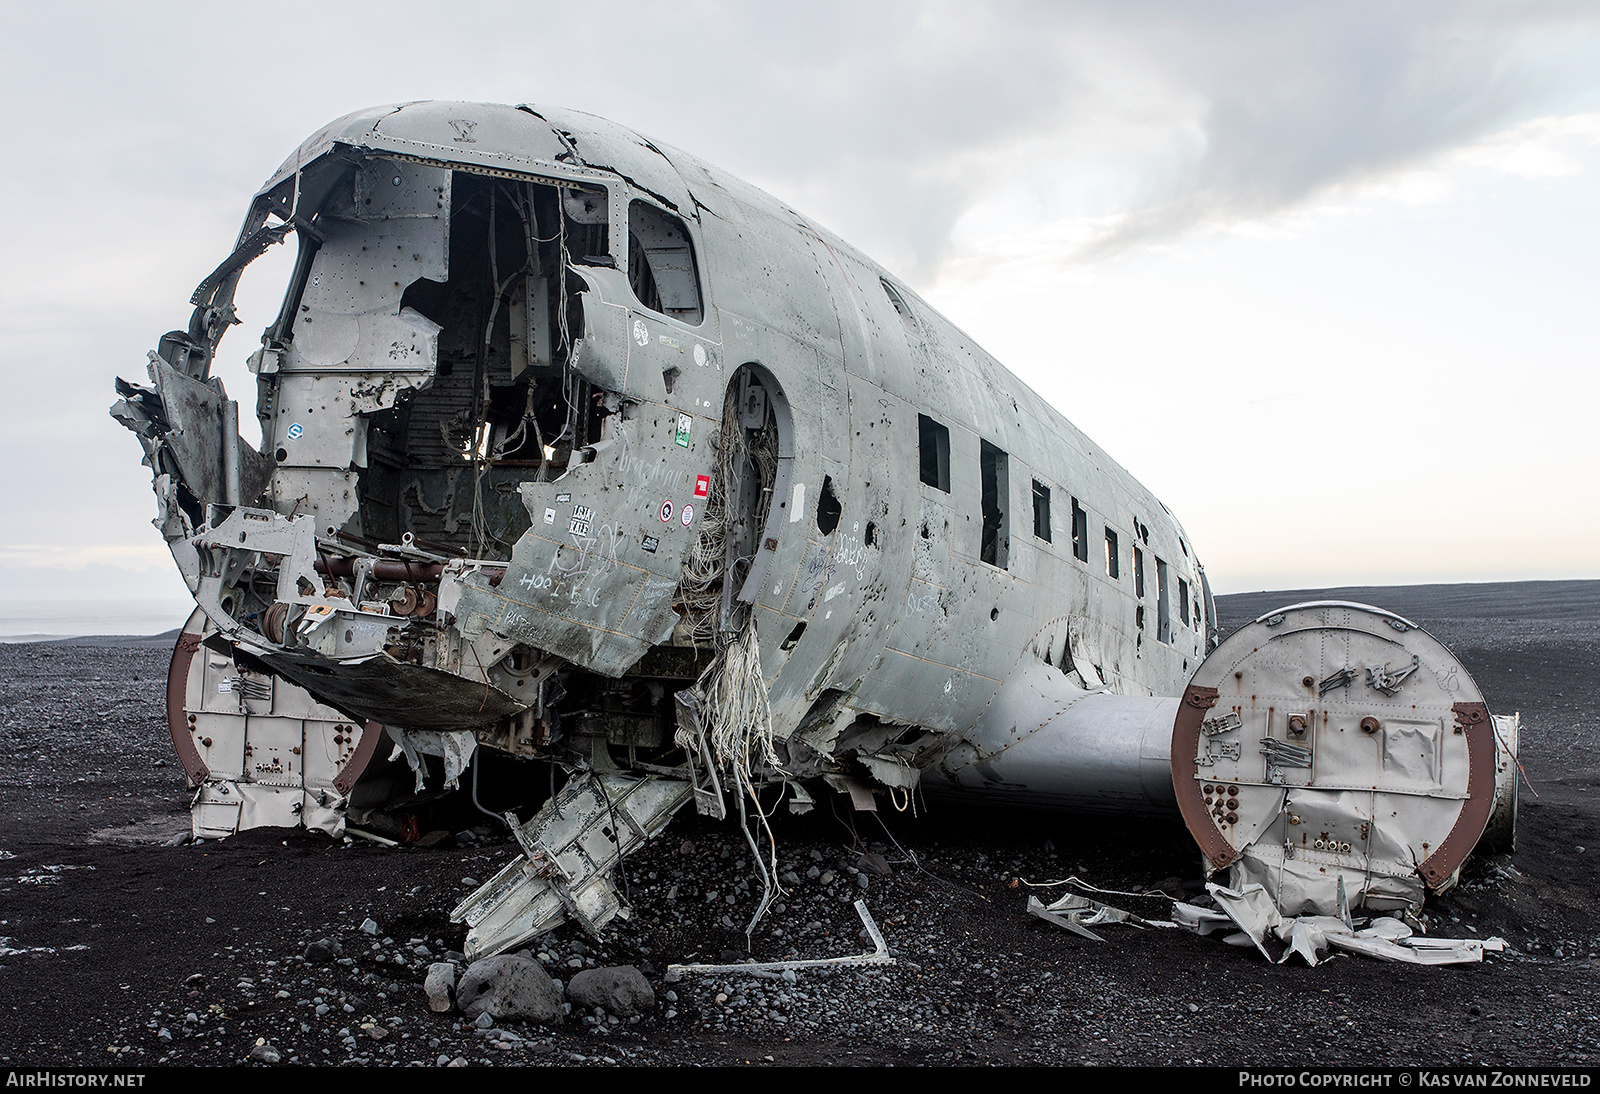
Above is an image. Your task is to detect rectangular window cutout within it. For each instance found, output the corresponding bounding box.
[1071,498,1089,562]
[1032,480,1051,541]
[1134,545,1145,599]
[1179,578,1191,626]
[919,415,950,492]
[1104,528,1120,579]
[1156,557,1172,643]
[628,200,703,324]
[980,440,1009,569]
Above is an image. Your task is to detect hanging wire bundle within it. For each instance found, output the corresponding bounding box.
[672,377,788,943]
[680,613,786,944]
[675,393,741,644]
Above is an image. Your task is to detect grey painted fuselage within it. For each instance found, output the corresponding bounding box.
[114,101,1215,813]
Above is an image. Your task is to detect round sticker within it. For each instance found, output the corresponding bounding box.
[633,319,650,348]
[681,503,695,527]
[658,500,674,522]
[693,343,707,367]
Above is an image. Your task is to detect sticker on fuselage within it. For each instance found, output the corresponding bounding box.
[641,535,659,554]
[286,423,303,440]
[675,414,692,448]
[556,493,571,503]
[659,500,674,522]
[543,508,556,525]
[632,319,649,347]
[694,475,710,498]
[693,344,707,367]
[569,506,593,536]
[681,504,696,527]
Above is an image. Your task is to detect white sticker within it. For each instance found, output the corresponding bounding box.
[543,508,556,526]
[681,503,696,527]
[632,319,649,347]
[824,582,845,602]
[286,423,303,440]
[217,679,234,693]
[569,505,593,536]
[693,344,707,367]
[789,482,805,523]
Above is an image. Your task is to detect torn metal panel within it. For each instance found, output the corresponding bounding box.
[1174,602,1497,918]
[386,727,477,792]
[140,356,272,512]
[1025,892,1165,942]
[452,772,692,957]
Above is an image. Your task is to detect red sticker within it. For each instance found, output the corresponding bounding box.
[694,474,710,499]
[658,500,674,522]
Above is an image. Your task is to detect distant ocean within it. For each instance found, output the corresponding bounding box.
[0,598,191,641]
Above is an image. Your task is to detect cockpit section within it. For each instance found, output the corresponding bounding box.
[112,135,730,834]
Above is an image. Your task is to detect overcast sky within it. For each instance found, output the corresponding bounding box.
[3,1,1598,633]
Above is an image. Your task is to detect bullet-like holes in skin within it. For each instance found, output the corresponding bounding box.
[865,522,876,546]
[780,621,807,651]
[990,608,1000,621]
[816,476,841,536]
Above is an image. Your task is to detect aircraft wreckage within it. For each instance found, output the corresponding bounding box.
[112,101,1518,958]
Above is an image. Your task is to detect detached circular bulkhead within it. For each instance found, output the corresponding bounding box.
[1171,601,1516,915]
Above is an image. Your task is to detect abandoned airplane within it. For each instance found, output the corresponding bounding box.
[112,101,1517,957]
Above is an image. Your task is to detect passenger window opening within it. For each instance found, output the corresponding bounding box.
[880,278,917,330]
[1032,480,1051,541]
[1156,557,1172,643]
[918,414,950,492]
[1071,498,1089,563]
[628,200,702,325]
[980,440,1009,569]
[1134,545,1145,599]
[816,475,842,536]
[1104,528,1119,579]
[1179,578,1191,626]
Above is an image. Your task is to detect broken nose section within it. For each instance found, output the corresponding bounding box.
[1173,601,1518,919]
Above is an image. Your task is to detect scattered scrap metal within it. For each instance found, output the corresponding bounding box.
[1024,881,1506,966]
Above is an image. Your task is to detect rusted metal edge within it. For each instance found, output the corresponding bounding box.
[334,720,387,795]
[165,613,209,787]
[1171,684,1237,868]
[1418,702,1495,887]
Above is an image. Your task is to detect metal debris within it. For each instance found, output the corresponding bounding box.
[1024,892,1173,942]
[665,900,892,977]
[1176,882,1508,967]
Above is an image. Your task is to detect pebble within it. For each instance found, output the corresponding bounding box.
[248,1040,281,1064]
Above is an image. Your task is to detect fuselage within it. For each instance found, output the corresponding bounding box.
[116,100,1214,802]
